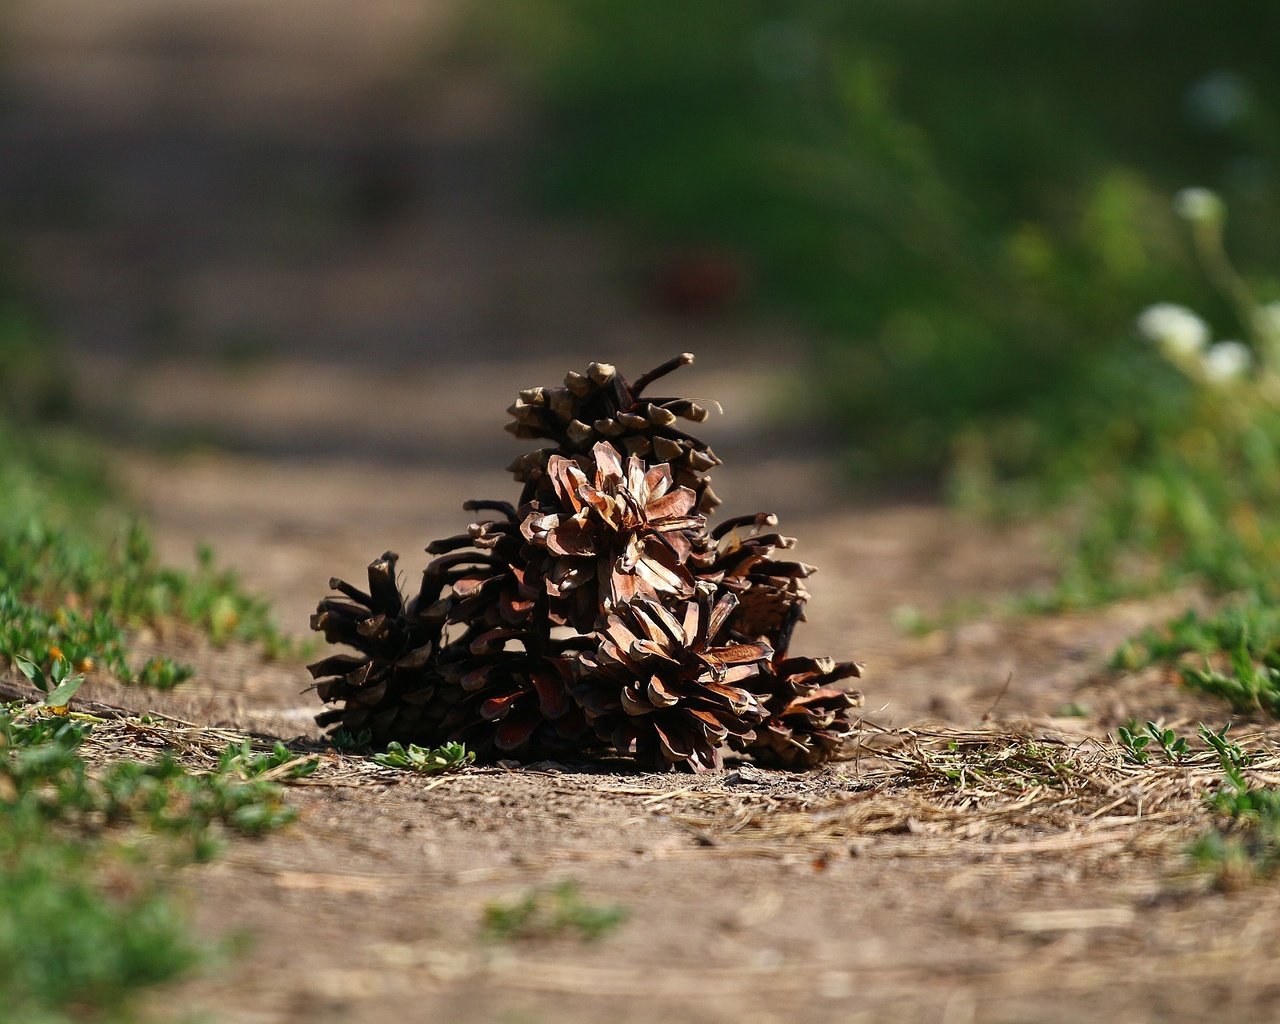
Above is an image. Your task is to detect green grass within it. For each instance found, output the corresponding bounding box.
[482,881,627,943]
[0,376,294,685]
[0,296,306,1018]
[0,842,203,1024]
[1115,600,1280,717]
[1189,738,1280,886]
[0,702,302,1021]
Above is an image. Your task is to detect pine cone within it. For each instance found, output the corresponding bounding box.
[311,528,595,758]
[506,353,723,512]
[694,512,813,658]
[425,501,535,639]
[308,551,456,743]
[575,584,774,772]
[309,352,867,775]
[429,508,597,758]
[520,441,704,630]
[738,657,864,769]
[437,652,595,760]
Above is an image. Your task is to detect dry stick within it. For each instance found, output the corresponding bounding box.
[981,671,1015,721]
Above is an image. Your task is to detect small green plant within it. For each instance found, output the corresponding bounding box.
[219,738,319,782]
[1115,720,1190,764]
[0,701,304,1019]
[0,410,294,690]
[95,753,300,854]
[1115,599,1280,669]
[1206,770,1280,824]
[1,704,303,857]
[1198,722,1249,769]
[373,741,474,774]
[1181,645,1280,718]
[1116,600,1280,717]
[135,656,195,690]
[482,881,627,942]
[0,593,128,683]
[1145,721,1190,763]
[890,604,935,637]
[329,727,373,752]
[1189,756,1280,886]
[1117,724,1151,765]
[14,654,85,707]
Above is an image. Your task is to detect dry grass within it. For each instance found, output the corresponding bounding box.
[49,688,1280,867]
[614,720,1280,867]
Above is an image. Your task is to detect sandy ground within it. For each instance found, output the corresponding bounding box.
[4,3,1279,1022]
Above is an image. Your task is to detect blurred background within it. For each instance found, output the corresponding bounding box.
[2,0,1279,654]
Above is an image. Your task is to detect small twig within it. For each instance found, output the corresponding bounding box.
[982,672,1015,721]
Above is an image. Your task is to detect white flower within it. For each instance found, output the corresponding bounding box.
[1137,303,1209,356]
[1202,340,1252,383]
[1173,187,1225,225]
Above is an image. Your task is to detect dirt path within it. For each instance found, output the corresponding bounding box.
[4,4,1276,1023]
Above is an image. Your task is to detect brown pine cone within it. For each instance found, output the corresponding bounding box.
[506,354,722,512]
[738,657,864,769]
[574,584,773,772]
[520,441,704,631]
[308,551,456,743]
[693,512,813,658]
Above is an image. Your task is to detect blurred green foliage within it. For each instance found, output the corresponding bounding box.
[0,417,291,676]
[0,262,292,681]
[1191,736,1280,886]
[1,704,302,1022]
[1015,190,1280,613]
[496,0,1280,478]
[482,880,627,943]
[1116,598,1280,717]
[0,257,71,423]
[494,0,1280,678]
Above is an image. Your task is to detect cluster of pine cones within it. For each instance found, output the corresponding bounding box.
[309,354,862,772]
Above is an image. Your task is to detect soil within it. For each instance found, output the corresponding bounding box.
[4,4,1279,1023]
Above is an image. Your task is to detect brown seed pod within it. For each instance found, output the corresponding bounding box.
[309,354,864,773]
[736,657,864,769]
[519,441,704,631]
[506,354,723,512]
[693,512,813,658]
[575,583,774,772]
